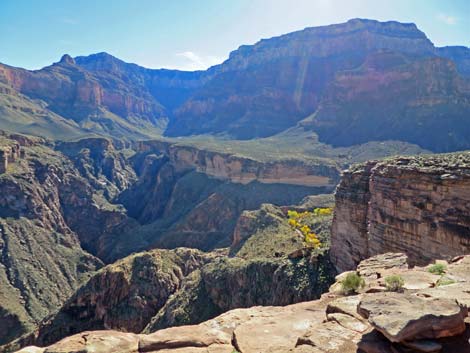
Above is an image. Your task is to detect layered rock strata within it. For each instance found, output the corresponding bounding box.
[331,152,470,272]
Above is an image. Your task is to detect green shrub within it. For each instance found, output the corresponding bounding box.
[341,272,365,295]
[428,263,447,275]
[437,276,456,287]
[385,275,405,292]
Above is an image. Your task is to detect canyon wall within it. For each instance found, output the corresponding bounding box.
[135,140,340,187]
[331,152,470,271]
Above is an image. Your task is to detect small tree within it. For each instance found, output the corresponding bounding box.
[341,272,365,295]
[385,275,405,292]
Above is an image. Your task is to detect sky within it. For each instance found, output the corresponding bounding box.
[0,0,469,71]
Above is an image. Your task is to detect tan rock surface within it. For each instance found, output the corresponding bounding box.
[44,331,139,353]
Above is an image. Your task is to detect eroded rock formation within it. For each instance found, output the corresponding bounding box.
[331,152,470,272]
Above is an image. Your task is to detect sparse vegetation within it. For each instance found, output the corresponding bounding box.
[437,276,456,287]
[385,275,405,292]
[428,263,447,275]
[341,272,365,295]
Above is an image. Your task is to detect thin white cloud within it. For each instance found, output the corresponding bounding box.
[175,51,223,71]
[437,13,457,25]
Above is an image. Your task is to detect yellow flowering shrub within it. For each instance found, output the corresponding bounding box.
[286,208,328,249]
[313,207,333,216]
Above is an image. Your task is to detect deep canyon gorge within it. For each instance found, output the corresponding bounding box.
[0,16,469,353]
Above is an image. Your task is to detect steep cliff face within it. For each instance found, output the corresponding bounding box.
[20,248,217,348]
[306,52,470,152]
[165,19,470,149]
[135,140,340,187]
[165,19,435,139]
[0,133,104,345]
[331,152,470,272]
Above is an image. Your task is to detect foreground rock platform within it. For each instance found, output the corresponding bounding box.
[13,253,470,353]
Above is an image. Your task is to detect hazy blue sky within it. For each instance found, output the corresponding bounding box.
[1,0,469,71]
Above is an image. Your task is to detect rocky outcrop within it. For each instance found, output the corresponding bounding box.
[331,152,470,272]
[14,248,217,349]
[145,253,335,332]
[13,253,470,353]
[358,292,467,343]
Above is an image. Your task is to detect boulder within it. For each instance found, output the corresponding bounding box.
[357,292,467,342]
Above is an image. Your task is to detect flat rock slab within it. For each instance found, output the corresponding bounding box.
[358,292,467,343]
[43,331,139,353]
[357,253,408,277]
[326,295,364,321]
[156,345,233,353]
[139,325,231,351]
[417,282,470,308]
[327,313,370,333]
[15,348,45,353]
[297,321,361,353]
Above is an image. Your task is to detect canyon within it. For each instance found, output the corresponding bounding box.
[2,132,470,353]
[0,19,469,152]
[0,130,336,347]
[0,16,469,353]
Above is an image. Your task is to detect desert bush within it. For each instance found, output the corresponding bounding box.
[385,275,405,292]
[428,263,446,275]
[341,272,365,295]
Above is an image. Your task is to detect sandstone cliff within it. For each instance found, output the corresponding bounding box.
[331,152,470,272]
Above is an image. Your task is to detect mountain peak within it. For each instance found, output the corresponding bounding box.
[59,54,75,65]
